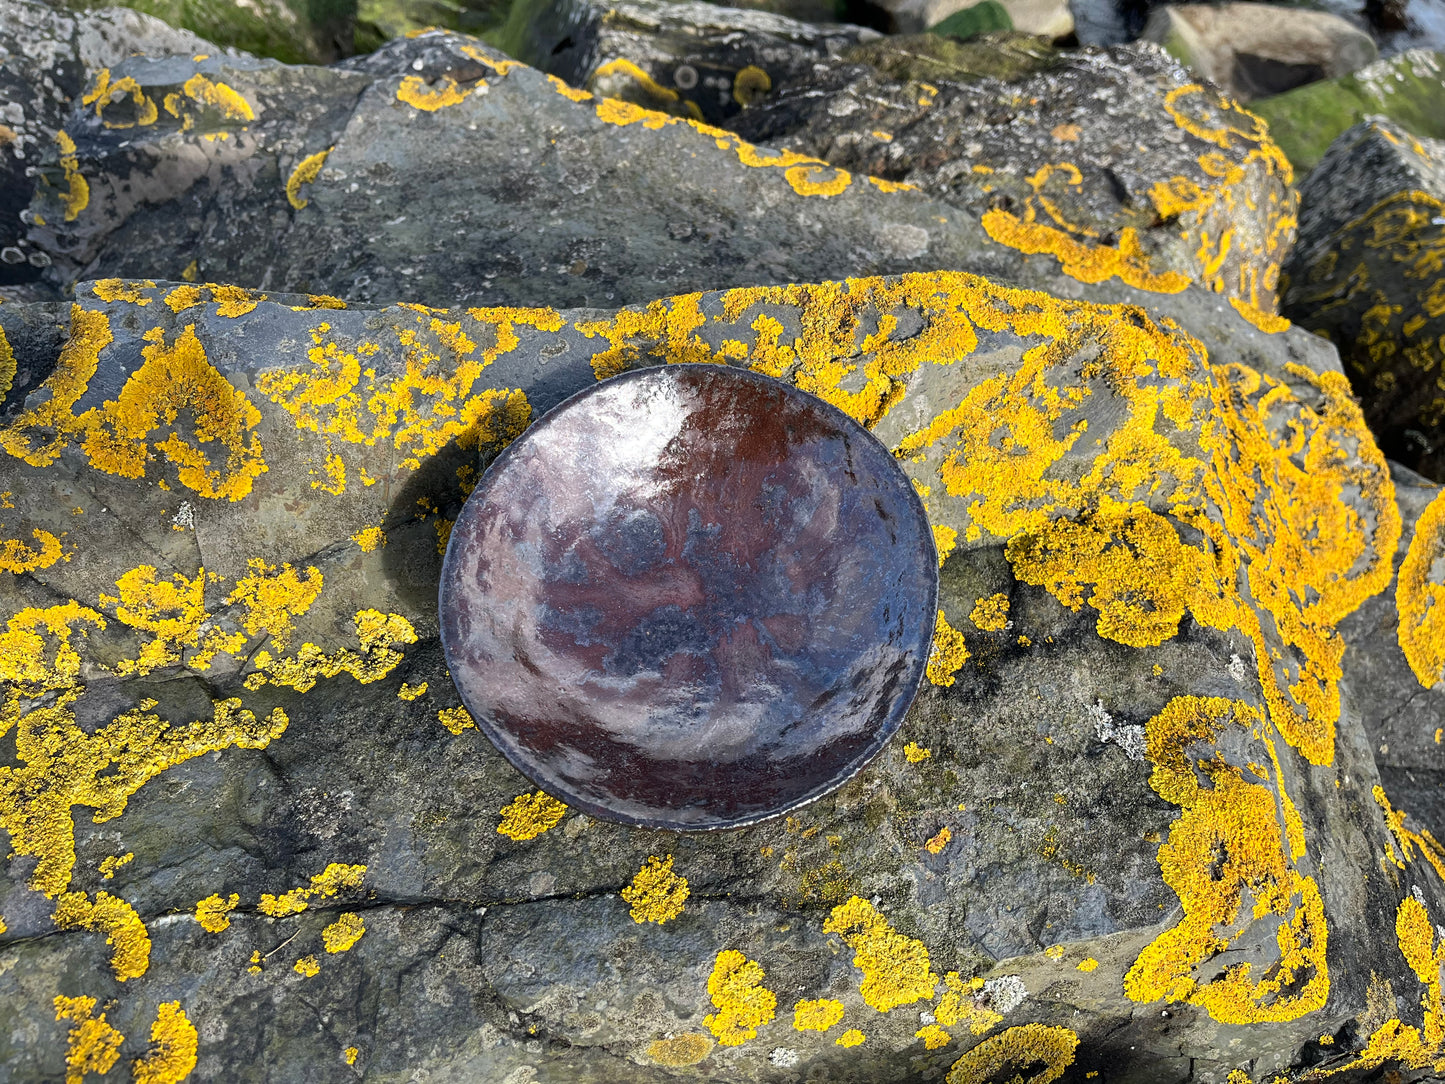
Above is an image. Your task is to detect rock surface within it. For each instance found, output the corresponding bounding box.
[1281,116,1445,481]
[1142,2,1377,101]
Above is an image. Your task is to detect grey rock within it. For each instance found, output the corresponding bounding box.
[1281,116,1445,480]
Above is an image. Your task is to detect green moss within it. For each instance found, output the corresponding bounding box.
[55,0,330,63]
[1251,51,1445,172]
[930,2,1013,42]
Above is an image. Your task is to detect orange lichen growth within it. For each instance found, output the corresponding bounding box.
[54,995,123,1084]
[783,163,852,197]
[398,681,427,700]
[0,528,65,574]
[944,1024,1079,1084]
[396,74,478,110]
[646,1033,713,1066]
[226,559,323,650]
[792,997,845,1032]
[99,853,132,879]
[437,706,474,734]
[195,892,239,933]
[837,1029,865,1047]
[247,609,416,692]
[935,972,1003,1035]
[1124,697,1328,1023]
[52,891,152,980]
[1077,958,1099,972]
[258,863,366,917]
[93,279,156,305]
[925,827,952,854]
[497,790,567,841]
[1374,786,1445,881]
[969,594,1010,632]
[100,565,223,675]
[547,73,593,102]
[1398,489,1445,688]
[286,147,332,210]
[904,741,931,763]
[824,896,937,1012]
[294,955,321,977]
[1229,297,1291,333]
[927,611,969,687]
[132,1002,198,1084]
[621,854,689,924]
[704,949,777,1046]
[933,523,958,565]
[160,73,254,131]
[82,69,159,129]
[917,1024,953,1049]
[55,131,89,221]
[0,325,14,397]
[343,1047,359,1065]
[323,912,366,953]
[351,526,386,552]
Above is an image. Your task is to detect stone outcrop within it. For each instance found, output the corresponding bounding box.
[1281,116,1445,481]
[867,0,1075,38]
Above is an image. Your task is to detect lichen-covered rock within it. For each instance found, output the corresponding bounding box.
[0,0,219,295]
[1281,117,1445,481]
[1250,49,1445,172]
[1142,2,1377,101]
[733,40,1300,316]
[0,268,1440,1081]
[495,0,879,125]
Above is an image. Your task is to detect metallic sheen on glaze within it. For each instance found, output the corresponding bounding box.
[438,364,937,830]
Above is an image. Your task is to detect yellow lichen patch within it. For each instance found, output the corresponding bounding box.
[0,324,14,398]
[925,826,952,854]
[286,147,332,210]
[547,73,593,102]
[1077,958,1099,972]
[171,74,255,125]
[1398,489,1445,689]
[351,525,386,552]
[917,1024,953,1049]
[100,565,242,675]
[343,1047,359,1065]
[1374,786,1445,882]
[81,69,159,130]
[398,681,427,700]
[927,610,969,687]
[969,594,1010,632]
[945,1024,1079,1084]
[323,912,366,953]
[933,523,958,566]
[793,997,845,1032]
[247,609,416,692]
[784,163,853,197]
[55,131,89,222]
[836,1029,865,1047]
[935,973,1003,1035]
[704,949,777,1046]
[52,891,152,980]
[195,892,239,933]
[646,1032,712,1066]
[54,994,123,1084]
[1229,297,1291,333]
[247,950,262,975]
[211,284,263,318]
[435,517,454,555]
[437,705,474,734]
[225,558,322,651]
[164,284,202,313]
[621,854,690,924]
[904,741,931,763]
[132,1002,198,1084]
[497,791,567,841]
[294,954,320,977]
[1124,696,1329,1023]
[396,74,478,110]
[99,853,132,880]
[824,896,938,1012]
[258,863,366,918]
[0,528,65,574]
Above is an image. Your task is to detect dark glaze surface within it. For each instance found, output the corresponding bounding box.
[438,365,937,829]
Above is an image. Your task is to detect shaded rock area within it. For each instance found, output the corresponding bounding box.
[1141,2,1377,101]
[1281,117,1445,481]
[0,3,1444,1084]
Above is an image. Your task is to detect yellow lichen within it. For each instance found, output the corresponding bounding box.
[52,891,151,981]
[98,853,132,880]
[323,912,366,953]
[1398,489,1445,689]
[286,147,332,210]
[226,559,322,651]
[944,1024,1079,1084]
[1229,297,1291,333]
[925,826,952,854]
[54,994,123,1084]
[792,997,845,1032]
[646,1033,713,1066]
[824,896,937,1012]
[927,610,969,687]
[55,131,89,222]
[258,863,366,917]
[1077,958,1099,972]
[294,954,320,977]
[1374,786,1445,882]
[437,706,474,735]
[0,325,14,398]
[173,74,254,124]
[621,854,689,924]
[904,741,932,763]
[836,1029,865,1047]
[132,1002,198,1084]
[935,972,1004,1035]
[933,523,958,566]
[194,892,239,933]
[81,69,159,130]
[917,1024,953,1049]
[704,949,777,1046]
[398,681,427,700]
[497,791,567,841]
[0,528,65,574]
[248,609,416,692]
[969,594,1010,632]
[343,1047,359,1065]
[351,526,386,552]
[396,74,478,111]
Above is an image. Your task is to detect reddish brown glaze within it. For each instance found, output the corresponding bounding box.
[438,364,937,829]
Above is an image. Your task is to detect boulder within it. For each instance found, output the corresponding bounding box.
[0,0,219,297]
[0,266,1435,1081]
[65,0,357,64]
[732,40,1301,314]
[492,0,880,125]
[1142,2,1378,101]
[877,0,1077,37]
[1250,48,1445,172]
[1280,117,1445,481]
